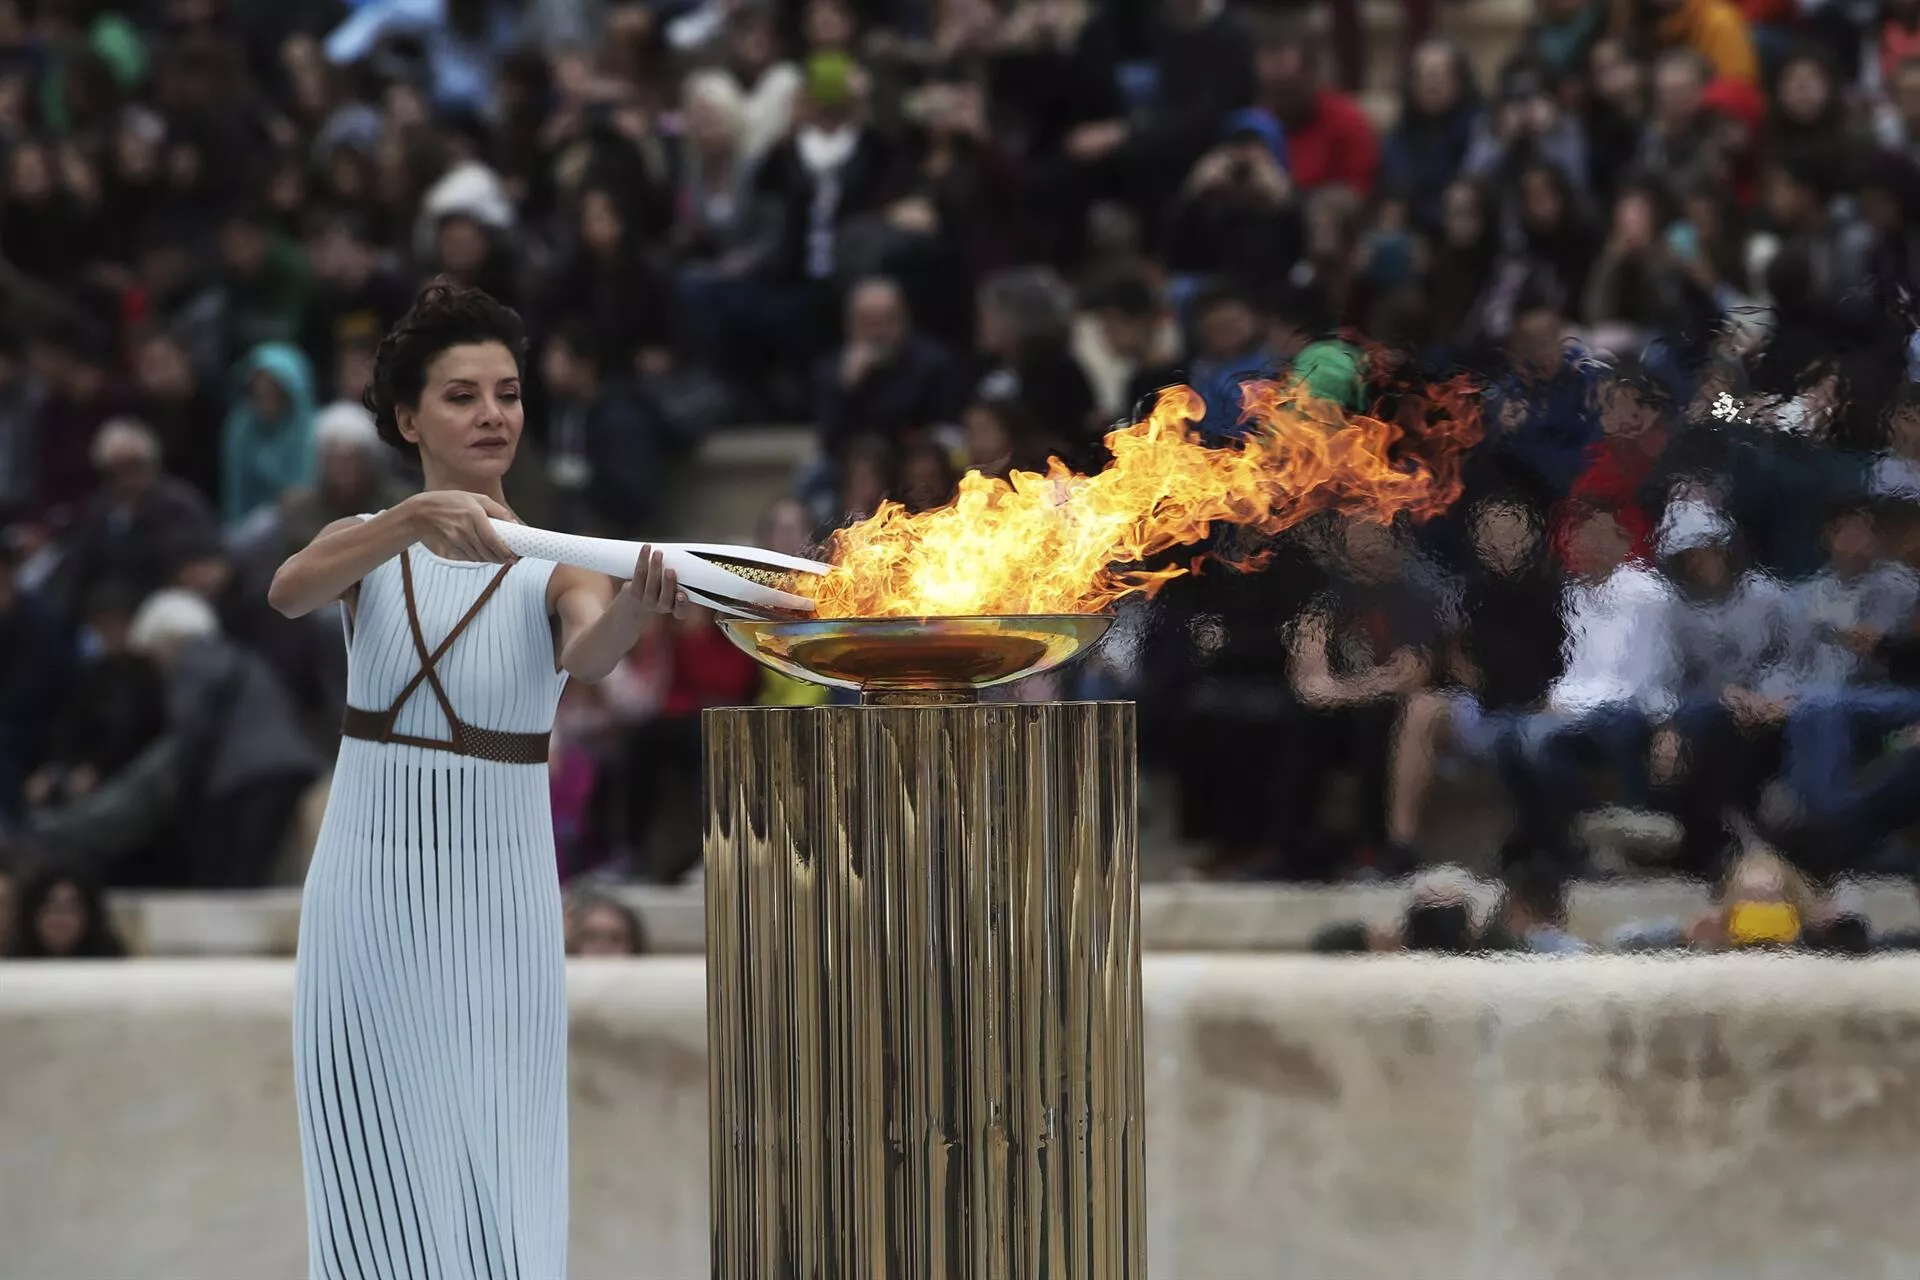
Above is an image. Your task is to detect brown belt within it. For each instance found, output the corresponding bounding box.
[340,706,550,765]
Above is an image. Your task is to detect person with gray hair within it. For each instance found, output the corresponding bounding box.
[54,415,218,624]
[127,587,323,887]
[973,266,1103,467]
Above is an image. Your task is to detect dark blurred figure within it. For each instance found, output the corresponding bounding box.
[542,185,678,381]
[815,276,966,457]
[23,582,166,819]
[565,888,648,957]
[1278,517,1439,879]
[55,419,218,625]
[300,211,416,402]
[129,588,322,887]
[1254,28,1379,196]
[892,439,959,512]
[11,864,127,958]
[130,329,226,505]
[1162,109,1305,299]
[0,544,69,829]
[974,267,1100,465]
[539,322,664,538]
[1381,40,1484,237]
[27,321,135,523]
[217,203,314,359]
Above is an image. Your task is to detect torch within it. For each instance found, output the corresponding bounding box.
[487,520,826,617]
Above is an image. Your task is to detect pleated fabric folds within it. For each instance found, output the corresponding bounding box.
[294,547,569,1280]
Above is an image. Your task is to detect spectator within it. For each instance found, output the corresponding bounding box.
[565,888,648,957]
[1252,29,1379,197]
[299,212,416,403]
[1278,516,1440,879]
[1648,498,1800,872]
[128,587,322,887]
[1500,504,1678,867]
[250,402,414,570]
[130,330,226,506]
[1381,40,1485,237]
[0,543,68,827]
[1521,0,1610,80]
[218,204,314,359]
[1609,0,1759,85]
[54,419,218,624]
[1080,271,1177,419]
[1776,502,1920,821]
[893,438,960,512]
[974,266,1101,464]
[692,9,802,166]
[542,185,678,381]
[539,321,664,537]
[961,397,1066,480]
[1480,304,1604,500]
[1388,496,1568,854]
[222,342,317,532]
[27,321,134,524]
[1162,110,1305,301]
[814,276,966,456]
[10,864,126,959]
[24,582,166,823]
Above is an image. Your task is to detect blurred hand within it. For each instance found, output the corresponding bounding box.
[840,343,880,388]
[1065,119,1127,163]
[403,491,518,563]
[1184,147,1236,194]
[23,768,55,807]
[622,545,689,618]
[637,347,674,378]
[68,764,99,797]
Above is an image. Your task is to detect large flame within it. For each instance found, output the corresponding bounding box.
[808,372,1484,618]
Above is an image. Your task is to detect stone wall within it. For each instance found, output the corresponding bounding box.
[6,957,1920,1280]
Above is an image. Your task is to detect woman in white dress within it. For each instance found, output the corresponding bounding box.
[269,280,683,1279]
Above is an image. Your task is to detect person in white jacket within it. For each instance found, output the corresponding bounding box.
[1500,504,1678,865]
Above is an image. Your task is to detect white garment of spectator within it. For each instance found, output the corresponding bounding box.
[1547,563,1679,719]
[684,63,802,167]
[1791,562,1920,691]
[414,161,517,261]
[1656,497,1802,701]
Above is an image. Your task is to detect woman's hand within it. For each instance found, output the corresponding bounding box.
[621,546,689,618]
[405,491,518,563]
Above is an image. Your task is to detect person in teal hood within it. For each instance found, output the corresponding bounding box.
[223,343,317,529]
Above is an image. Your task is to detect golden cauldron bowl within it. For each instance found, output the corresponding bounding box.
[718,614,1114,703]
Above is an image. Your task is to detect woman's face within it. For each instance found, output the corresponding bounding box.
[1611,191,1657,248]
[964,404,1013,467]
[804,0,855,50]
[9,142,50,200]
[1442,182,1484,246]
[436,216,490,275]
[248,370,291,422]
[901,451,953,510]
[574,904,637,956]
[1778,59,1830,124]
[1591,40,1640,108]
[579,191,623,255]
[399,341,524,482]
[1410,44,1459,115]
[35,880,88,955]
[1521,170,1564,229]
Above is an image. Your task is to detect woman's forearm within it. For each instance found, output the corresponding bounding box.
[268,504,420,618]
[559,587,655,683]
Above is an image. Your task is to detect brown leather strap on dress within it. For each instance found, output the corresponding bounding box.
[340,551,550,764]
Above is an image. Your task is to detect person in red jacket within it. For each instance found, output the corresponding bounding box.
[1254,29,1381,196]
[1566,366,1670,562]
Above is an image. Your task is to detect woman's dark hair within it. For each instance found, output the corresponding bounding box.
[14,863,127,959]
[567,888,647,955]
[364,277,527,459]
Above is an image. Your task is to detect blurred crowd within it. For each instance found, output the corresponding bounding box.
[4,0,1920,940]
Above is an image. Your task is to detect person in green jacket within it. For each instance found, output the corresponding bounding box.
[220,207,314,358]
[1265,280,1367,412]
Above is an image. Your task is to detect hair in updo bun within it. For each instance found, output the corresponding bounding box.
[364,277,527,460]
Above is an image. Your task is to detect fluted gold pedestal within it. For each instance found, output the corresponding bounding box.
[703,701,1144,1279]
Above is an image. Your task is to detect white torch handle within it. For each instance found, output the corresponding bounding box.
[489,521,821,617]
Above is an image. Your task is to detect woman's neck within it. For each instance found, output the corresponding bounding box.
[419,465,509,508]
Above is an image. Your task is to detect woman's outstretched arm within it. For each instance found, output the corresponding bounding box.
[267,491,517,618]
[551,547,687,683]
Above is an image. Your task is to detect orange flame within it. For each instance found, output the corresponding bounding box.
[808,372,1484,618]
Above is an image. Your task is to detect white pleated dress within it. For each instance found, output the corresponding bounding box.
[294,544,569,1280]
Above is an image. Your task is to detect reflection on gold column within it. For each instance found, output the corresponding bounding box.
[704,701,1144,1279]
